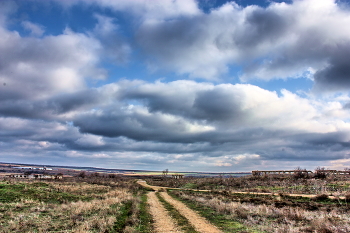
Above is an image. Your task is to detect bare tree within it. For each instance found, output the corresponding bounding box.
[163,169,169,177]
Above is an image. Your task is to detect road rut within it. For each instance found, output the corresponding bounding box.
[147,192,182,233]
[160,192,222,233]
[138,180,222,233]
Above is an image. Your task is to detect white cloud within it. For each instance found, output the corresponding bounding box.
[21,21,45,37]
[76,134,105,147]
[0,26,102,100]
[111,80,350,134]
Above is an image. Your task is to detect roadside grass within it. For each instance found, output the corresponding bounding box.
[112,200,133,232]
[135,191,153,233]
[109,187,155,233]
[208,190,349,208]
[156,191,198,233]
[167,190,255,233]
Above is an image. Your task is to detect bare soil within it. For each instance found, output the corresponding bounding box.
[147,192,182,233]
[160,192,222,233]
[138,180,223,233]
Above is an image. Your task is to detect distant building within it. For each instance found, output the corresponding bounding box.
[15,167,53,171]
[172,174,184,179]
[7,174,62,179]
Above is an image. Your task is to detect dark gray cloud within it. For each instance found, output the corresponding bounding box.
[192,88,245,122]
[0,89,102,120]
[232,6,289,48]
[73,107,201,143]
[343,101,350,109]
[313,43,350,92]
[121,81,246,123]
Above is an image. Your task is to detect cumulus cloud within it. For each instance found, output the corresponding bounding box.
[66,80,350,167]
[115,80,336,133]
[47,0,350,91]
[134,0,350,92]
[0,89,104,120]
[2,77,350,170]
[0,26,101,100]
[0,3,135,127]
[91,14,131,64]
[2,0,350,171]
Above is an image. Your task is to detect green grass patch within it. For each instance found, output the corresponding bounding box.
[0,181,91,203]
[168,191,260,233]
[156,192,198,233]
[182,183,198,189]
[135,192,153,233]
[112,200,133,233]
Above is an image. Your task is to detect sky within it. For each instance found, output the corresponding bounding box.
[1,0,350,172]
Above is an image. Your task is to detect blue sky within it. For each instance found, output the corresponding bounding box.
[1,0,350,172]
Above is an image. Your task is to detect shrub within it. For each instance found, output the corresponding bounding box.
[77,171,86,178]
[344,192,350,201]
[313,194,329,201]
[314,167,327,179]
[293,167,309,179]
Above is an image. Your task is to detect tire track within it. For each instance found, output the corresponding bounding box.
[138,180,222,233]
[160,192,222,233]
[147,191,183,233]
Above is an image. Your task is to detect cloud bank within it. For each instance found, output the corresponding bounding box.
[1,0,350,171]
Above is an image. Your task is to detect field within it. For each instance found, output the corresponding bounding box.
[0,177,152,233]
[1,173,350,232]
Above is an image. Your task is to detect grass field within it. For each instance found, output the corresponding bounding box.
[1,172,350,232]
[0,178,152,232]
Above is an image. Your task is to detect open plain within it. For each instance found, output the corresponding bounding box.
[1,167,350,232]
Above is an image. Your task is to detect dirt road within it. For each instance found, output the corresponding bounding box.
[147,192,182,233]
[160,192,222,233]
[138,180,223,233]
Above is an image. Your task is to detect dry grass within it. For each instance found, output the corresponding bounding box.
[147,175,350,195]
[51,182,111,195]
[0,180,133,233]
[173,190,350,233]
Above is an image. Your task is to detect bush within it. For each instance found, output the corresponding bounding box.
[314,167,327,179]
[77,171,86,178]
[344,192,350,201]
[313,194,329,201]
[293,167,309,179]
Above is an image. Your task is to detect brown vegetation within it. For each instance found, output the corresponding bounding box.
[146,173,350,195]
[171,190,350,233]
[0,177,148,233]
[2,168,350,232]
